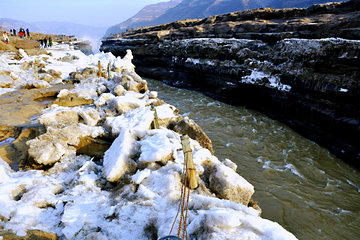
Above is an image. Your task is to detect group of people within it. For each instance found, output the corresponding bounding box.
[39,37,53,48]
[2,28,32,44]
[8,28,30,38]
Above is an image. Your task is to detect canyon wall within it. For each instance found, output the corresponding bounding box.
[100,0,360,168]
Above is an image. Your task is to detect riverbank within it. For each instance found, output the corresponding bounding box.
[0,41,296,238]
[100,0,360,168]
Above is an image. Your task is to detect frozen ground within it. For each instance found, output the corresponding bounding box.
[0,42,297,239]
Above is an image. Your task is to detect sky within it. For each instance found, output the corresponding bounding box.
[0,0,167,28]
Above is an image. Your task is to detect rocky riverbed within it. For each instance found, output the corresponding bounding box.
[100,0,360,168]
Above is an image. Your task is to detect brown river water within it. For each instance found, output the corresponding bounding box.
[146,78,360,240]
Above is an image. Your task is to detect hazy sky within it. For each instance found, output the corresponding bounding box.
[0,0,167,27]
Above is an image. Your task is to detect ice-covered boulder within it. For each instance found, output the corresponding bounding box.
[94,92,115,108]
[38,106,79,127]
[108,96,146,114]
[33,80,50,88]
[138,129,176,165]
[0,75,13,88]
[114,84,125,96]
[105,106,154,137]
[79,108,100,127]
[209,163,254,206]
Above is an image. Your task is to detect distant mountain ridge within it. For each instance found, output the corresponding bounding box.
[105,0,348,36]
[0,18,106,39]
[105,0,183,36]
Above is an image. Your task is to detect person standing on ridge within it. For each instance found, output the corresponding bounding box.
[44,37,47,48]
[26,28,30,38]
[48,37,53,47]
[13,29,16,36]
[3,31,9,44]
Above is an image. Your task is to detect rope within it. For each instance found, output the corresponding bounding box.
[178,157,188,238]
[183,187,191,240]
[169,184,183,235]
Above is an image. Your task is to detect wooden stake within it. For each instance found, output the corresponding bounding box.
[151,104,160,129]
[98,61,102,77]
[180,135,198,190]
[34,60,38,81]
[121,69,128,90]
[107,63,112,81]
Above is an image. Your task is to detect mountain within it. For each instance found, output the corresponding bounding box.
[104,0,183,36]
[150,0,273,25]
[105,0,348,37]
[0,18,106,39]
[0,18,42,33]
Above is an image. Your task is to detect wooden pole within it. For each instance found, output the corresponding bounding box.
[98,61,102,77]
[107,63,112,81]
[180,135,198,190]
[121,69,128,90]
[151,104,160,129]
[34,60,38,81]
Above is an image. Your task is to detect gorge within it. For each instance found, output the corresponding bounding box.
[100,0,360,168]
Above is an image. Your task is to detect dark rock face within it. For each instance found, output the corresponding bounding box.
[72,40,93,55]
[100,0,360,168]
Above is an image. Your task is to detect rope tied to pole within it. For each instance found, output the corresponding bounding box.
[166,134,198,240]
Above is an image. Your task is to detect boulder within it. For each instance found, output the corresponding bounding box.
[209,163,254,206]
[47,69,62,78]
[0,75,13,88]
[15,39,40,50]
[108,96,145,114]
[50,93,94,107]
[114,84,125,96]
[33,80,50,89]
[38,108,79,127]
[173,117,214,155]
[75,136,111,158]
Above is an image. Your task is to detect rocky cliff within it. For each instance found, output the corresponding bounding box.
[105,0,183,36]
[100,0,360,168]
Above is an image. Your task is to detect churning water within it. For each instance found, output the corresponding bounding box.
[146,78,360,240]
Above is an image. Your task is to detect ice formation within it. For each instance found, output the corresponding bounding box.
[0,42,297,239]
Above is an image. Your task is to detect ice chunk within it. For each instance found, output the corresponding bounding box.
[108,96,146,114]
[105,107,154,137]
[38,106,79,127]
[102,129,137,182]
[138,129,174,165]
[131,169,151,184]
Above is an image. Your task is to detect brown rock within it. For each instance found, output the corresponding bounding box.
[47,69,62,78]
[50,93,94,107]
[173,117,214,155]
[24,49,48,56]
[0,127,45,170]
[15,39,41,50]
[75,136,112,158]
[0,229,58,240]
[0,125,20,142]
